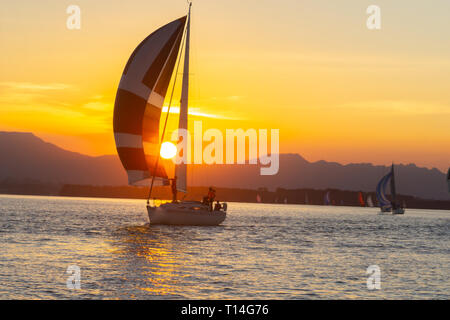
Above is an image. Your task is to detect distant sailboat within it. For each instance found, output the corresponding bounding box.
[256,194,262,203]
[324,191,331,205]
[305,192,309,205]
[376,171,392,212]
[284,197,288,204]
[375,164,405,215]
[389,164,405,214]
[447,168,450,193]
[358,192,365,207]
[113,3,227,225]
[366,195,374,207]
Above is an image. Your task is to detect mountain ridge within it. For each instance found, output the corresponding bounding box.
[0,131,448,200]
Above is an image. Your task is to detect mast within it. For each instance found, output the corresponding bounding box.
[175,2,191,193]
[390,164,397,209]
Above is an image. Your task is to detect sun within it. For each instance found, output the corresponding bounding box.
[160,141,177,159]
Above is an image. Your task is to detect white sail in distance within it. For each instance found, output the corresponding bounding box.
[256,194,262,203]
[367,195,374,207]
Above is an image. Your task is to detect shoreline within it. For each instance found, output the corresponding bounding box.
[2,192,450,213]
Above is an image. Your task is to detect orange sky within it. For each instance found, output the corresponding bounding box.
[0,0,449,172]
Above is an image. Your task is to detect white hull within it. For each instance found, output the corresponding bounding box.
[392,207,405,215]
[378,207,405,215]
[147,201,227,226]
[379,207,391,213]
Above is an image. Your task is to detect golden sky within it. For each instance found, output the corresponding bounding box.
[0,0,449,172]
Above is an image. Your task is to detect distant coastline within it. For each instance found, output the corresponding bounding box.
[1,181,449,210]
[1,132,449,202]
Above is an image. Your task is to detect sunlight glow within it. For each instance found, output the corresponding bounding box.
[160,142,177,159]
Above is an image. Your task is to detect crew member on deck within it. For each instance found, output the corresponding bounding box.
[171,176,177,203]
[214,201,221,211]
[207,187,216,210]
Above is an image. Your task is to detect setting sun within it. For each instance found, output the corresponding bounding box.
[160,141,177,159]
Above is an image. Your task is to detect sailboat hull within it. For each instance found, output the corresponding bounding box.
[147,202,227,226]
[378,207,405,215]
[392,208,405,215]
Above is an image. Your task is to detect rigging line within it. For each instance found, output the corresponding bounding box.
[147,21,188,204]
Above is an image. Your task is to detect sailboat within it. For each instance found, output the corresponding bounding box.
[256,194,262,203]
[113,4,227,225]
[358,192,366,207]
[366,195,374,207]
[324,191,331,205]
[447,168,450,193]
[375,164,405,215]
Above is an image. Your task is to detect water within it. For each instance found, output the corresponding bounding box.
[0,194,448,299]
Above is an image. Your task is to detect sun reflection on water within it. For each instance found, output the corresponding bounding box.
[110,225,191,297]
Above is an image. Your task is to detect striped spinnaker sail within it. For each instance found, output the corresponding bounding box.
[376,172,392,210]
[113,16,187,185]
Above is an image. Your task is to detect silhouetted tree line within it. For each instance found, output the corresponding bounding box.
[58,184,450,210]
[0,180,449,210]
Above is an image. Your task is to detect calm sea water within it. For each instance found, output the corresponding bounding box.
[0,194,448,299]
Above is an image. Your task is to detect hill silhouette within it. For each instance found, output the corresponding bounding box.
[0,131,448,200]
[0,132,126,185]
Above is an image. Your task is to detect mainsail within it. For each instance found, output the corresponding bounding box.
[174,4,191,193]
[390,164,398,209]
[113,16,187,186]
